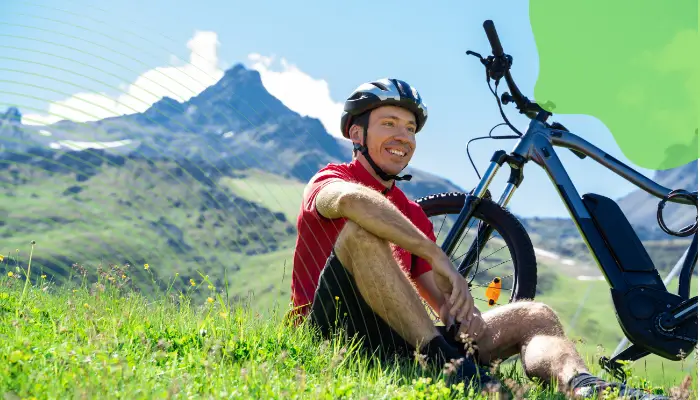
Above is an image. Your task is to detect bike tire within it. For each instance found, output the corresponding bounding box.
[415,192,539,305]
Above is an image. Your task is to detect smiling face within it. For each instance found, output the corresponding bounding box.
[349,105,417,180]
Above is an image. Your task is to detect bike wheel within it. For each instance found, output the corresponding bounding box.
[415,192,538,311]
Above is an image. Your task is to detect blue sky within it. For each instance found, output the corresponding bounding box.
[0,0,665,218]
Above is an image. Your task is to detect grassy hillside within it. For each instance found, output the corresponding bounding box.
[0,155,297,305]
[0,267,695,399]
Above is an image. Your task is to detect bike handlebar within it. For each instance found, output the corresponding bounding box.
[483,20,504,57]
[480,20,586,159]
[481,20,547,121]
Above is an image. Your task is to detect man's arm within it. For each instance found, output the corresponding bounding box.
[415,270,445,314]
[316,180,443,265]
[316,180,474,322]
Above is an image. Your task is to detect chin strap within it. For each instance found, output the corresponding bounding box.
[353,119,412,182]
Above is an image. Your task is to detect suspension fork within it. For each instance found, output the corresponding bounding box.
[454,153,526,277]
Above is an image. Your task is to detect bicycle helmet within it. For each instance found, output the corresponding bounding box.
[340,78,428,182]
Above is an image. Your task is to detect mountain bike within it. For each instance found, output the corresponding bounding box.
[414,20,698,381]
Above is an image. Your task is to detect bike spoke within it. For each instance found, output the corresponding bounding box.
[452,219,479,257]
[436,215,448,239]
[452,243,507,266]
[470,258,512,275]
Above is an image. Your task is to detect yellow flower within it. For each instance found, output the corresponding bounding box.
[175,272,179,276]
[207,297,214,303]
[190,279,196,286]
[41,274,46,279]
[334,296,339,301]
[7,272,13,277]
[0,255,4,262]
[144,264,149,270]
[83,303,89,308]
[219,311,227,319]
[208,284,214,290]
[121,274,126,279]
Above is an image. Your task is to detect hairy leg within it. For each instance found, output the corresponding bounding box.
[474,301,589,392]
[334,220,440,350]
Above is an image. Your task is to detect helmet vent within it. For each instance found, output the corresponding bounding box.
[371,81,390,91]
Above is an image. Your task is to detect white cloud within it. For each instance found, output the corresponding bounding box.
[247,53,345,138]
[21,29,347,140]
[23,31,225,126]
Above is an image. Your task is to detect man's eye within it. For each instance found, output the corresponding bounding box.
[383,121,394,127]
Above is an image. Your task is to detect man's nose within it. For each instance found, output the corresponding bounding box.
[395,130,416,144]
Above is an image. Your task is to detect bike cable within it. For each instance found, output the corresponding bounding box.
[657,189,698,237]
[466,79,522,180]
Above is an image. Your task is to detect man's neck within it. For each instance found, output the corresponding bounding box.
[356,155,394,189]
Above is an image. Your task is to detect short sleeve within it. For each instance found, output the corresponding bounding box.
[303,165,354,220]
[409,203,436,279]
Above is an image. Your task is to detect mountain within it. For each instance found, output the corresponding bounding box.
[3,63,462,200]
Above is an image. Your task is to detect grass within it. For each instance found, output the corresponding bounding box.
[0,245,697,399]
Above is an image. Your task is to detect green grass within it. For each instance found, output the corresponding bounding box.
[219,169,306,222]
[1,246,697,399]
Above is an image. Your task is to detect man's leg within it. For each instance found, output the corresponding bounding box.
[470,301,590,392]
[332,220,441,350]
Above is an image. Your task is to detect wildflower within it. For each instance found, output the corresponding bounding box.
[83,303,89,308]
[443,357,464,376]
[121,274,126,279]
[144,264,149,270]
[0,255,4,262]
[7,272,13,277]
[208,284,214,290]
[207,297,214,303]
[175,272,179,276]
[219,311,227,319]
[334,296,339,301]
[413,349,428,370]
[190,279,196,286]
[41,274,46,279]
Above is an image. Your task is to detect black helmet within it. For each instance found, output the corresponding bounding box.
[340,78,428,138]
[340,78,428,183]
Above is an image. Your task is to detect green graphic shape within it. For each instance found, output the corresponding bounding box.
[530,1,698,170]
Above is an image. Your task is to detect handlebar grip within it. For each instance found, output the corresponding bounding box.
[483,20,504,57]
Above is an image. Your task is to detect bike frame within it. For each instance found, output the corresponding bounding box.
[441,115,697,311]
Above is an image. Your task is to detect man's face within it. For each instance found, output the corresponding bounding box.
[351,105,417,176]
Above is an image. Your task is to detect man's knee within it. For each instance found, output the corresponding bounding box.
[524,301,564,333]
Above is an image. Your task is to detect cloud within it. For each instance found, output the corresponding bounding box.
[247,53,345,138]
[22,30,347,140]
[23,31,225,126]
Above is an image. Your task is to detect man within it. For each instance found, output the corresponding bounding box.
[289,78,666,399]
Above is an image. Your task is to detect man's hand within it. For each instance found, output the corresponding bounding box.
[430,252,474,325]
[455,305,488,342]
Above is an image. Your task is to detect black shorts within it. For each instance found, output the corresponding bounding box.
[308,249,474,364]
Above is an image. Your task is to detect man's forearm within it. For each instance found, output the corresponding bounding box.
[337,186,441,264]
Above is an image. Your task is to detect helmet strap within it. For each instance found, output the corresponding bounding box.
[352,118,412,183]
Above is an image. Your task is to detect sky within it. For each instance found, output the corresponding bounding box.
[0,0,674,218]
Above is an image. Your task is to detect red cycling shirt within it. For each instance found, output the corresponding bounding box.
[289,158,436,320]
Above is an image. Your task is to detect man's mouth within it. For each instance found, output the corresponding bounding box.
[385,148,407,158]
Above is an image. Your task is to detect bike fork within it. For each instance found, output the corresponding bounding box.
[445,150,526,277]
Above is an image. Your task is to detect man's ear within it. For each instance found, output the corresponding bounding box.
[349,124,363,146]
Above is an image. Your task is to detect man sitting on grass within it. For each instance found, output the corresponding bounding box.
[288,77,667,399]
